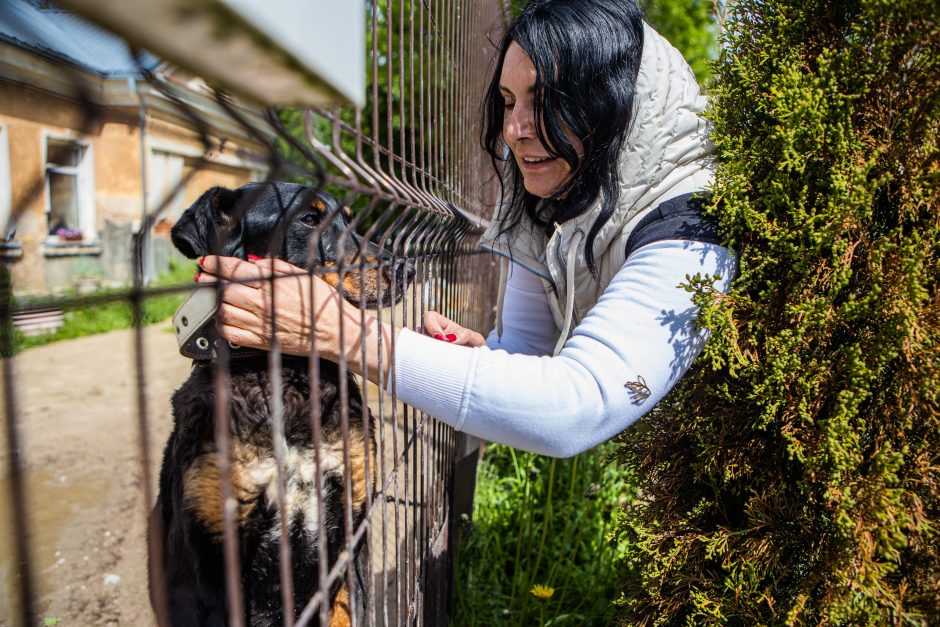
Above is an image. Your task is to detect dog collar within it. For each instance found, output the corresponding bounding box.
[173,288,264,361]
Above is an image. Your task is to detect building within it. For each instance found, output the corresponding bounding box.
[0,0,270,294]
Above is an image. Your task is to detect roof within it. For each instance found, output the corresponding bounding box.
[0,0,160,77]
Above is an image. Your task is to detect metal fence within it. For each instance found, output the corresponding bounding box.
[1,0,504,625]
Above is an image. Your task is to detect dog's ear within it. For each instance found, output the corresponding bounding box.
[170,186,238,258]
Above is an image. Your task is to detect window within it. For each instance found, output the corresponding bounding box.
[0,125,10,240]
[45,136,94,242]
[150,149,185,221]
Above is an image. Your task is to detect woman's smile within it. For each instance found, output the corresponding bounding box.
[519,154,559,168]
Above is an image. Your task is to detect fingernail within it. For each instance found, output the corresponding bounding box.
[199,256,206,267]
[434,333,445,341]
[194,273,201,282]
[445,334,457,342]
[247,254,263,261]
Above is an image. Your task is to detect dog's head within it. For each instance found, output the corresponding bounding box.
[171,182,408,308]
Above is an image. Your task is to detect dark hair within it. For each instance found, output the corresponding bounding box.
[481,0,644,277]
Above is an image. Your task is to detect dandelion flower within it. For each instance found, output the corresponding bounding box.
[530,584,555,600]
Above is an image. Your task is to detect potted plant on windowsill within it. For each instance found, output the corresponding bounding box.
[55,227,83,242]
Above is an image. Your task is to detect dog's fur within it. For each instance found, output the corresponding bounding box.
[149,182,402,627]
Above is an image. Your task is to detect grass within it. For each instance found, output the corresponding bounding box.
[12,259,195,352]
[453,442,637,626]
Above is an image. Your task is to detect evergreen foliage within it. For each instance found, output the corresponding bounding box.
[615,1,940,624]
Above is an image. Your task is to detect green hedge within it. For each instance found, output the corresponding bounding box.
[615,1,939,624]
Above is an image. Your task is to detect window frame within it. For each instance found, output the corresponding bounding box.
[0,124,10,241]
[42,132,95,244]
[149,148,186,221]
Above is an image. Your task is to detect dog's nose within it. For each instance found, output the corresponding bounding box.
[396,263,416,286]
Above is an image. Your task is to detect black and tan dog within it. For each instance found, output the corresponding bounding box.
[149,182,404,627]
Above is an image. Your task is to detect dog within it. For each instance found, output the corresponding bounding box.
[149,181,406,627]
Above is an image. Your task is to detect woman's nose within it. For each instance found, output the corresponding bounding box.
[505,104,534,142]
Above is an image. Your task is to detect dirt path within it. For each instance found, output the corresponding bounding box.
[1,322,189,626]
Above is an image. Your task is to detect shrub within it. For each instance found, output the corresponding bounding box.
[615,0,940,624]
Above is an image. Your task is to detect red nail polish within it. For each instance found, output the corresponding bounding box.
[199,256,206,267]
[445,334,457,342]
[434,333,445,341]
[194,273,201,282]
[247,254,263,261]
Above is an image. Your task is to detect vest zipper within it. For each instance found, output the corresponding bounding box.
[552,229,583,356]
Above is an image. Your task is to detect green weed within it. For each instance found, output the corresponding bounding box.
[12,260,195,352]
[453,443,636,626]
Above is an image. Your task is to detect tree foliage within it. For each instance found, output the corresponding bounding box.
[640,0,717,85]
[616,0,940,624]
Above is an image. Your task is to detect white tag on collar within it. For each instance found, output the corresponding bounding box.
[173,288,223,360]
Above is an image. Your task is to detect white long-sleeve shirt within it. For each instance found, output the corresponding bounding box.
[389,239,735,457]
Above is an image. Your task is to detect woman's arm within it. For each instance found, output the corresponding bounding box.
[389,240,735,457]
[198,255,560,381]
[421,262,558,353]
[484,263,559,355]
[201,239,734,457]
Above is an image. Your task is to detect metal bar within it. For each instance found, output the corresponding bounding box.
[1,265,37,627]
[307,305,331,627]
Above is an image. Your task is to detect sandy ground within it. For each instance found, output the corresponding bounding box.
[0,321,445,627]
[0,323,191,626]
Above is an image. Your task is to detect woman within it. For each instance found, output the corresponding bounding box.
[198,0,735,457]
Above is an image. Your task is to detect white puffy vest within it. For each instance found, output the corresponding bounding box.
[479,23,715,354]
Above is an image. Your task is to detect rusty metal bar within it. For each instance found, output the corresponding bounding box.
[1,269,37,627]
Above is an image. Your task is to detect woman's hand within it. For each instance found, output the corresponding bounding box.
[422,311,486,348]
[196,256,396,385]
[197,256,336,358]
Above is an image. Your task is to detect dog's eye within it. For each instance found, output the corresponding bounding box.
[300,212,318,226]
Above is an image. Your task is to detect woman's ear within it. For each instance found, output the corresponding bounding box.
[170,186,237,258]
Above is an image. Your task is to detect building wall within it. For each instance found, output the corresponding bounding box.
[94,116,145,227]
[0,82,107,294]
[1,79,262,295]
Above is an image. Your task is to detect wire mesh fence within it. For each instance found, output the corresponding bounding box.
[1,0,504,624]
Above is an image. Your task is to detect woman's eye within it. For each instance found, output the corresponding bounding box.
[503,100,515,110]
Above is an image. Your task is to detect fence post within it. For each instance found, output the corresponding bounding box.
[446,433,482,621]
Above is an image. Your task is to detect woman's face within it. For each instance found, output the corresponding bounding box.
[500,41,582,198]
